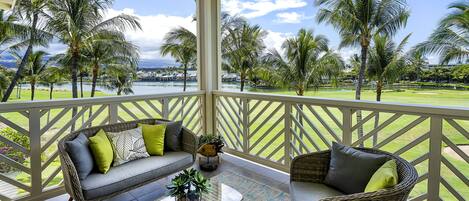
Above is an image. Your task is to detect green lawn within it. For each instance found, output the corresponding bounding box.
[1,88,468,199]
[7,88,108,102]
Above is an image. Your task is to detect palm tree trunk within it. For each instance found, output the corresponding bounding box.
[49,84,54,100]
[91,64,99,97]
[80,72,84,98]
[1,14,38,102]
[240,73,245,92]
[373,80,383,145]
[30,81,35,101]
[183,64,187,92]
[355,45,368,147]
[48,83,54,123]
[18,83,21,99]
[71,48,79,99]
[70,47,80,132]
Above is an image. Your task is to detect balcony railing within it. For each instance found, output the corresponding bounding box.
[0,90,468,200]
[0,91,205,201]
[213,90,469,201]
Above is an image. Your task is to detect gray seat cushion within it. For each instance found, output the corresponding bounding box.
[80,152,193,200]
[290,182,343,201]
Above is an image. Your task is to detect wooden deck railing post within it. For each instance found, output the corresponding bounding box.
[29,108,42,196]
[242,98,249,154]
[428,116,443,200]
[284,102,292,169]
[109,103,118,124]
[341,108,352,145]
[162,98,169,120]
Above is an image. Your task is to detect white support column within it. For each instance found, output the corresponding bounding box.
[29,109,42,196]
[428,116,443,200]
[197,0,221,135]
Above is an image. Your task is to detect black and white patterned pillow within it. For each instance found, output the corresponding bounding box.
[107,127,150,166]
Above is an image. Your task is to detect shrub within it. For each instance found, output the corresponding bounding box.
[0,128,29,173]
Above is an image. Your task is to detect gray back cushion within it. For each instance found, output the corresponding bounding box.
[65,134,95,180]
[324,142,388,194]
[156,120,183,151]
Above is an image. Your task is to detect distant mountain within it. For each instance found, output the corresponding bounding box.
[137,59,180,69]
[0,57,180,69]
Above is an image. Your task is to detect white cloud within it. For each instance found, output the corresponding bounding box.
[336,48,359,65]
[264,31,293,53]
[222,0,308,19]
[275,12,304,24]
[106,8,196,60]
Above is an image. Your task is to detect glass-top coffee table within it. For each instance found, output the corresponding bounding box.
[158,182,243,201]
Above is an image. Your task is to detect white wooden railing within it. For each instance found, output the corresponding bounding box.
[0,91,205,201]
[213,90,469,201]
[0,90,468,200]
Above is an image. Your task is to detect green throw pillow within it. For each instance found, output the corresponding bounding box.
[89,129,114,174]
[139,123,166,156]
[365,159,398,192]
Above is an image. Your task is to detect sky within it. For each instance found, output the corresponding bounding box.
[43,0,456,64]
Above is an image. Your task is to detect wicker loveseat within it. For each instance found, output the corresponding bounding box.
[290,148,418,201]
[58,119,197,201]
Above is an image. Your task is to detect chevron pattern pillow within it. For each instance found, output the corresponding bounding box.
[107,127,150,166]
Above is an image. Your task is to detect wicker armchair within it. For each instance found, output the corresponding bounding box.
[58,119,198,201]
[290,148,418,201]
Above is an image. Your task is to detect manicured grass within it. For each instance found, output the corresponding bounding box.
[7,88,108,102]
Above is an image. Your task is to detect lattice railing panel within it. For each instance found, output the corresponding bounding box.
[440,118,469,201]
[215,96,244,152]
[0,110,32,200]
[290,104,343,158]
[248,100,285,164]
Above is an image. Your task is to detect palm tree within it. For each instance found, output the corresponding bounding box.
[161,27,196,91]
[223,23,266,92]
[24,50,50,100]
[40,66,64,100]
[367,34,410,102]
[264,29,344,96]
[316,0,409,143]
[81,32,139,97]
[415,1,469,64]
[0,69,10,98]
[2,0,52,102]
[405,50,427,81]
[367,34,409,145]
[47,0,141,99]
[0,10,29,55]
[103,64,136,96]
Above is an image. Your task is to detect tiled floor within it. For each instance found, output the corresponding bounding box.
[47,154,290,201]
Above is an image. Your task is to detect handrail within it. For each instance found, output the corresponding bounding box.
[213,90,469,119]
[0,90,206,112]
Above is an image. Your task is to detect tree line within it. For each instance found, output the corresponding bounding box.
[0,0,468,103]
[0,0,141,101]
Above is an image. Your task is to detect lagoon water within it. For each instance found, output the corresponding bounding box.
[28,81,249,95]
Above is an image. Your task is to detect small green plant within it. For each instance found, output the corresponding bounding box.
[198,134,224,154]
[0,128,29,173]
[167,168,210,201]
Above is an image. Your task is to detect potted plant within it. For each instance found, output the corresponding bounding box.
[167,169,210,201]
[197,134,224,171]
